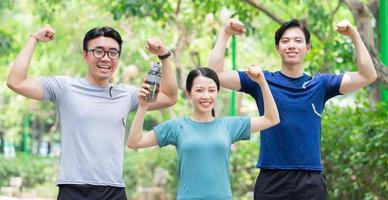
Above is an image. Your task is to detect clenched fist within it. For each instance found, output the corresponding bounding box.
[31,24,55,42]
[224,18,245,36]
[146,38,168,56]
[247,66,266,85]
[335,19,357,37]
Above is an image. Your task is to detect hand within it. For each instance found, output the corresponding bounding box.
[138,82,151,108]
[247,66,266,85]
[224,18,245,36]
[335,19,357,37]
[146,38,168,56]
[32,24,55,42]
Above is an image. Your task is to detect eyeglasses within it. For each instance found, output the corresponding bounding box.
[87,48,120,60]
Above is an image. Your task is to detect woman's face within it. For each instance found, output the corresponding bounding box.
[187,75,218,115]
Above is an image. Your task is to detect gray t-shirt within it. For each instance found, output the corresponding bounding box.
[40,76,139,187]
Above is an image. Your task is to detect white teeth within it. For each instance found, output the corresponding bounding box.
[98,65,111,69]
[200,102,211,106]
[98,66,111,73]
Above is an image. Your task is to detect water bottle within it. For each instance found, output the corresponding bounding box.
[145,62,162,102]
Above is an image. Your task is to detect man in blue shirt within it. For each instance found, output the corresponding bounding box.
[208,19,376,199]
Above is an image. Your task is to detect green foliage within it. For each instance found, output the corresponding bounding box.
[0,31,12,56]
[322,98,388,199]
[230,138,260,197]
[31,0,63,23]
[123,148,178,199]
[110,0,174,21]
[0,0,13,14]
[0,155,57,188]
[190,0,257,27]
[292,0,355,74]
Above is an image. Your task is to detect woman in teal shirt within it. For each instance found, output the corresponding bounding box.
[128,67,279,199]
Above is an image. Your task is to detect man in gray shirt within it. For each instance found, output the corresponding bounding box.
[7,25,177,200]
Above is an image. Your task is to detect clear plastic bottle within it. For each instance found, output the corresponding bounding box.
[145,62,162,102]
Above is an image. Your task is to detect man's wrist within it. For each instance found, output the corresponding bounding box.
[350,31,361,41]
[158,51,171,60]
[139,104,149,110]
[29,34,39,42]
[221,31,232,39]
[257,80,267,87]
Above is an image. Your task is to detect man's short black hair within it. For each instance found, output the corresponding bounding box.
[275,19,310,45]
[83,26,123,51]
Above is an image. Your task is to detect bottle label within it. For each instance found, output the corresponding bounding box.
[146,82,159,102]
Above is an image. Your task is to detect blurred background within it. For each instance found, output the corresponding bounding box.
[0,0,387,199]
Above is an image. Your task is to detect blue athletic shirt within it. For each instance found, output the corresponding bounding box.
[239,70,343,171]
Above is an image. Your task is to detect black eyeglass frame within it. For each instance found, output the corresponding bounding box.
[87,48,121,60]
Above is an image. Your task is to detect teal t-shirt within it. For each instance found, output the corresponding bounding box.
[154,116,251,200]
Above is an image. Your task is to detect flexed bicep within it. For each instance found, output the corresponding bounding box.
[129,130,159,149]
[7,77,44,100]
[250,116,278,133]
[218,70,241,91]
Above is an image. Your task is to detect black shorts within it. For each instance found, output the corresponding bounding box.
[57,184,127,200]
[254,169,327,200]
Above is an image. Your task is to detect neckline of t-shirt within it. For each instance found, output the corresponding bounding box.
[80,78,112,89]
[278,71,307,80]
[185,116,217,124]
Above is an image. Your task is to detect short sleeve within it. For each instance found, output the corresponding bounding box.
[39,76,68,103]
[223,117,251,143]
[154,119,179,147]
[238,71,259,98]
[319,73,344,101]
[126,85,139,112]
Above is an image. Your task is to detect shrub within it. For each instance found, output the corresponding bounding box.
[322,102,388,199]
[0,155,57,188]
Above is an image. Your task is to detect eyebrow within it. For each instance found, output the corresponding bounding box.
[93,46,120,51]
[281,36,304,40]
[193,86,217,89]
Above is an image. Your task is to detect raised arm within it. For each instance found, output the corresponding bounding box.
[145,38,178,110]
[7,25,55,100]
[335,19,377,94]
[127,83,159,149]
[246,67,280,132]
[208,19,245,90]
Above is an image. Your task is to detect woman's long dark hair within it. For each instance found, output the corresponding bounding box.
[185,67,220,117]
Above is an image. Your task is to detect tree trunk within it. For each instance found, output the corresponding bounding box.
[344,0,388,81]
[343,0,388,105]
[48,113,59,156]
[36,120,44,155]
[172,23,190,91]
[0,130,4,154]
